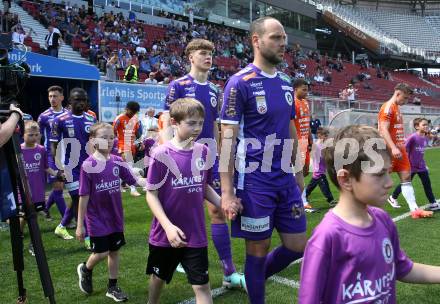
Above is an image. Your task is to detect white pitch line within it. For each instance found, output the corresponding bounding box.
[178,205,431,303]
[269,275,300,289]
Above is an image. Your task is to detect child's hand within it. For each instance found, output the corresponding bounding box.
[76,225,85,242]
[229,198,243,221]
[165,225,187,248]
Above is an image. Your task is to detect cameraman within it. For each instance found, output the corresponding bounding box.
[0,104,23,148]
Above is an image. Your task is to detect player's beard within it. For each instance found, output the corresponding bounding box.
[260,44,284,66]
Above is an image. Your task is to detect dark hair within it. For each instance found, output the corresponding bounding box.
[185,39,214,56]
[293,78,309,89]
[125,101,140,113]
[69,87,88,102]
[413,117,428,129]
[325,125,391,189]
[169,98,205,123]
[394,83,414,95]
[48,85,63,95]
[317,127,329,136]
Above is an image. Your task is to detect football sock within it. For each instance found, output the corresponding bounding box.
[401,182,418,211]
[265,246,303,279]
[245,254,266,304]
[211,223,236,276]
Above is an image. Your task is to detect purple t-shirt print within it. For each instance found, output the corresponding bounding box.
[406,133,428,173]
[299,207,413,304]
[146,142,213,248]
[79,154,137,237]
[165,74,220,142]
[21,144,48,203]
[221,64,296,191]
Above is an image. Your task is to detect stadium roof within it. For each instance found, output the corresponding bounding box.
[338,0,440,13]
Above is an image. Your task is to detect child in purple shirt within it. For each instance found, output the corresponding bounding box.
[21,121,61,213]
[389,118,440,211]
[299,125,440,304]
[76,122,146,302]
[145,98,242,304]
[21,121,61,255]
[304,127,336,212]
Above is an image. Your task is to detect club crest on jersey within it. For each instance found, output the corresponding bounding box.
[68,127,75,137]
[291,203,304,219]
[195,158,205,170]
[113,166,119,177]
[285,92,293,106]
[34,153,41,161]
[210,96,217,107]
[85,125,91,133]
[256,96,267,114]
[382,238,394,264]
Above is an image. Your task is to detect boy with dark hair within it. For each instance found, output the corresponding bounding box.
[379,83,432,218]
[292,78,313,209]
[299,125,440,303]
[38,85,68,219]
[113,101,142,197]
[145,98,242,303]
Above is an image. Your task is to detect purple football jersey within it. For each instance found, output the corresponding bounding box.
[79,154,137,237]
[50,112,96,193]
[164,74,220,141]
[405,133,428,173]
[299,207,413,304]
[312,141,326,178]
[146,142,213,248]
[221,64,296,190]
[21,144,48,203]
[37,108,68,152]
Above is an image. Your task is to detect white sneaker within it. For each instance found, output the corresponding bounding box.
[387,196,401,208]
[429,202,440,211]
[130,189,141,197]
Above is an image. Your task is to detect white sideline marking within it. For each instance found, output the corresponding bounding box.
[269,275,300,289]
[178,204,431,302]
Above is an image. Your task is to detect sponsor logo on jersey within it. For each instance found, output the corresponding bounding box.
[68,127,75,137]
[256,96,267,114]
[240,216,270,232]
[253,90,266,96]
[226,88,237,117]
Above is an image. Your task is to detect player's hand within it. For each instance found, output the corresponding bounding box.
[165,225,187,248]
[229,198,243,221]
[76,225,85,242]
[221,193,242,220]
[391,147,402,159]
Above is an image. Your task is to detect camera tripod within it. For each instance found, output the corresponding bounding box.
[0,105,55,304]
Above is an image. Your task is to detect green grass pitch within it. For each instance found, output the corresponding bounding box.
[1,148,440,303]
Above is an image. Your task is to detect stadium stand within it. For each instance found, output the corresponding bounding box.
[10,0,439,107]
